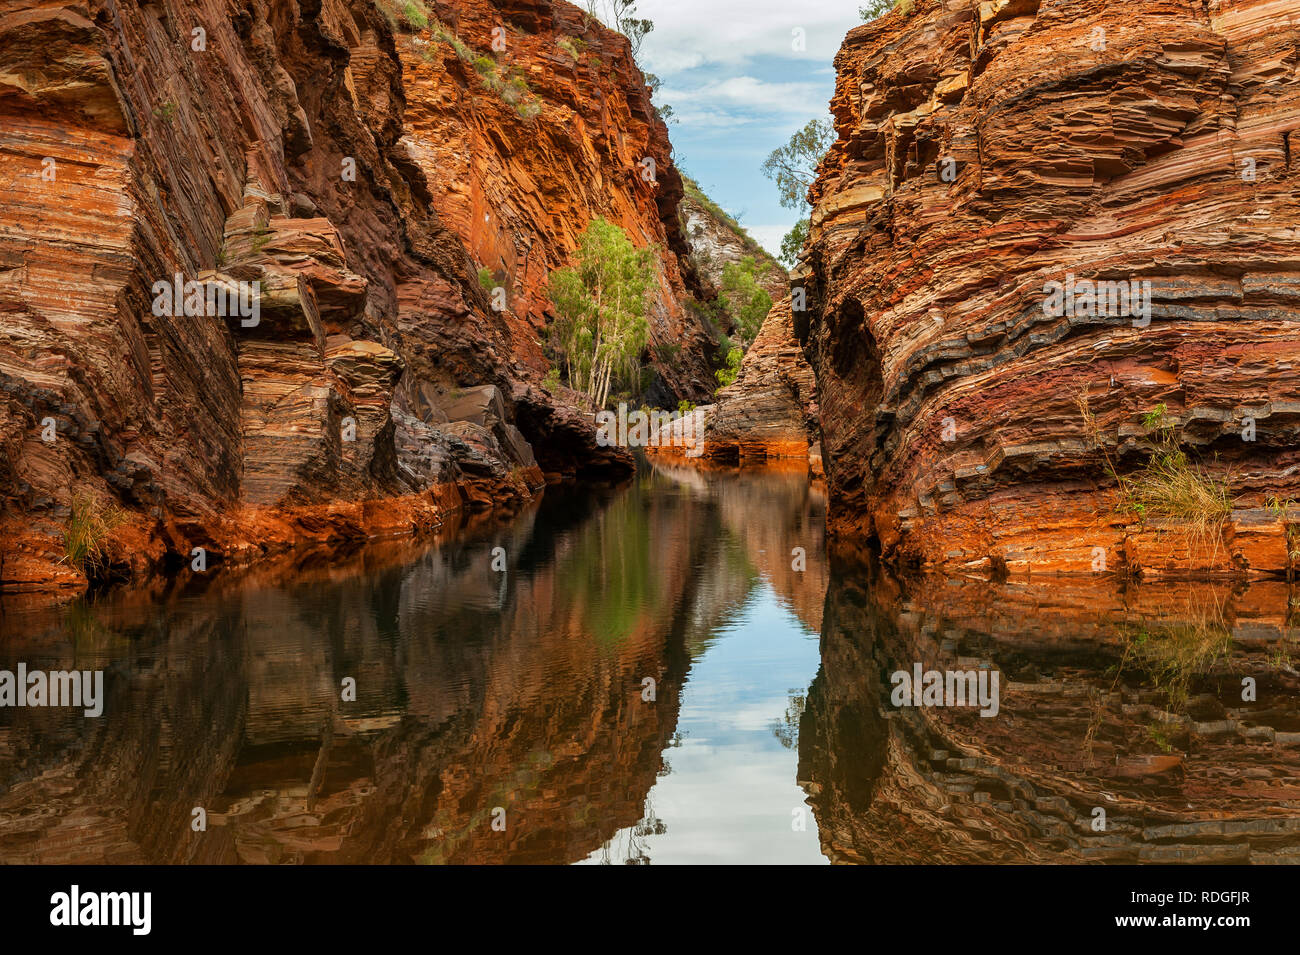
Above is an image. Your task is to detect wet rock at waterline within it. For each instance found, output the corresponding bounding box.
[799,0,1300,577]
[0,0,703,600]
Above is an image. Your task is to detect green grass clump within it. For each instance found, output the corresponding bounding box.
[557,36,587,61]
[1078,394,1232,558]
[375,0,430,31]
[62,491,125,578]
[419,19,542,120]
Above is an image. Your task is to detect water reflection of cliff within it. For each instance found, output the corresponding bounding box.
[21,467,1289,865]
[0,468,827,864]
[800,556,1300,863]
[0,482,668,862]
[648,460,828,636]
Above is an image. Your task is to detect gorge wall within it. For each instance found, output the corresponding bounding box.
[651,176,824,468]
[0,0,717,599]
[702,297,823,469]
[800,0,1300,578]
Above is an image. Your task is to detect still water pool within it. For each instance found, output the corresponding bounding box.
[0,463,1296,863]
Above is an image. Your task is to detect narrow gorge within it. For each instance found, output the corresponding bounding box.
[2,0,730,598]
[0,0,1298,875]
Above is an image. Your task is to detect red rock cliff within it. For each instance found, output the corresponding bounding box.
[0,0,712,598]
[800,0,1300,578]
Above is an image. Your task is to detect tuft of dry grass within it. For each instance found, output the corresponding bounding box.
[1122,404,1231,558]
[1125,448,1231,525]
[61,491,124,579]
[1077,392,1232,557]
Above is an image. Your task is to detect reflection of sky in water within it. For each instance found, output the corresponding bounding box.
[580,582,827,865]
[2,463,1293,864]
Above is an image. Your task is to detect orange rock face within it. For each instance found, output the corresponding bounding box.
[799,0,1300,578]
[396,2,718,402]
[0,0,702,599]
[702,298,822,467]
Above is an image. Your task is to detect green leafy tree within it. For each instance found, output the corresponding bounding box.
[762,119,834,269]
[719,257,773,347]
[548,218,655,408]
[715,342,743,389]
[779,218,808,268]
[762,118,835,210]
[643,72,675,124]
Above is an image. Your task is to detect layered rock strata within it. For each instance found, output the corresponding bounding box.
[799,0,1300,577]
[701,299,822,469]
[399,2,720,405]
[0,0,704,600]
[656,179,823,468]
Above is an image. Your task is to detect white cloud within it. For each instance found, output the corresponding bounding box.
[644,49,706,72]
[746,224,792,258]
[661,75,828,121]
[638,0,859,72]
[667,107,756,128]
[607,1,858,244]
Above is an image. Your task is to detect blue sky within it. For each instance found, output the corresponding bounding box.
[634,0,866,257]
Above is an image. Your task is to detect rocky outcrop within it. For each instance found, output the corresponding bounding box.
[659,179,822,468]
[678,176,785,302]
[0,0,704,600]
[799,0,1300,577]
[701,298,822,468]
[397,2,720,405]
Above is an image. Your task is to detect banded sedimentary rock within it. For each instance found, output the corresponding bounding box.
[663,178,822,467]
[800,0,1300,577]
[397,2,720,406]
[0,0,704,599]
[702,299,822,468]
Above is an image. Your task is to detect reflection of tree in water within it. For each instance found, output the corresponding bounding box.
[595,796,666,865]
[770,689,806,750]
